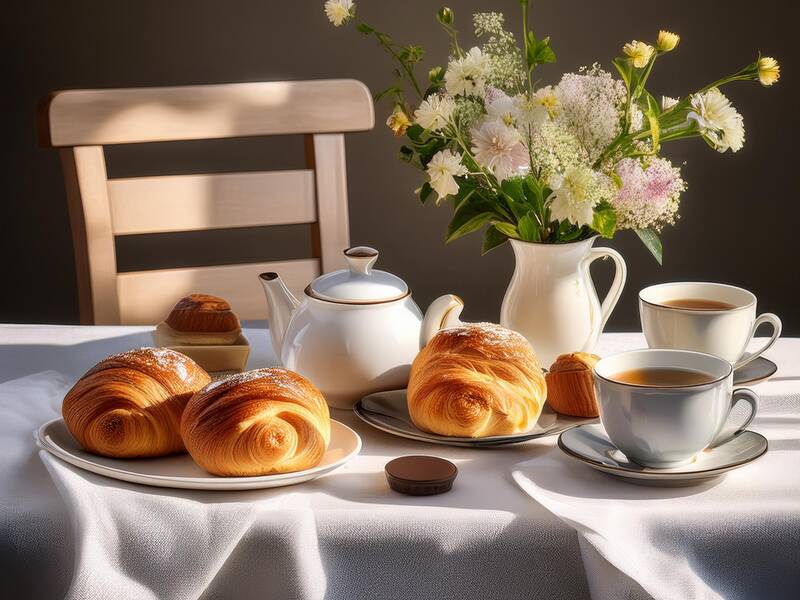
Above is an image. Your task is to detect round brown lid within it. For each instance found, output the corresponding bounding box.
[385,455,457,496]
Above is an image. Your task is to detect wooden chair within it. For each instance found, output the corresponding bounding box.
[38,79,374,324]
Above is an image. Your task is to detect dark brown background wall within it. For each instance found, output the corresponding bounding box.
[2,0,797,332]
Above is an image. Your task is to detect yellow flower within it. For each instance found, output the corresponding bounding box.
[386,106,412,136]
[657,30,680,52]
[623,40,655,68]
[758,56,780,86]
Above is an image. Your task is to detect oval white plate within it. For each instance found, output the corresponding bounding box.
[37,418,361,491]
[355,389,595,448]
[558,423,767,486]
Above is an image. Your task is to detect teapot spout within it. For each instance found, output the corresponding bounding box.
[420,294,464,349]
[258,272,301,360]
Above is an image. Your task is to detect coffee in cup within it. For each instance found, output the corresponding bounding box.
[594,349,758,468]
[639,282,781,369]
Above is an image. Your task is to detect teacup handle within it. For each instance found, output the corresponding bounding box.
[709,388,758,448]
[584,247,627,334]
[734,313,782,370]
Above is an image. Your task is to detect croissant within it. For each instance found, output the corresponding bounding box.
[408,322,547,437]
[163,294,241,345]
[62,348,211,457]
[180,368,331,476]
[545,352,600,417]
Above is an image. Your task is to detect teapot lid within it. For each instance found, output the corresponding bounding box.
[308,247,409,303]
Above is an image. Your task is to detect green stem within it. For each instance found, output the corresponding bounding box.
[366,24,424,98]
[521,2,533,94]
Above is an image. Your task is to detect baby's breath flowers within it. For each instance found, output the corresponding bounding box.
[323,2,782,261]
[758,56,781,86]
[689,88,745,152]
[427,150,467,202]
[324,0,354,27]
[623,40,655,68]
[656,30,680,52]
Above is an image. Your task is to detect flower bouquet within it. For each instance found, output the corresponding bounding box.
[324,0,780,264]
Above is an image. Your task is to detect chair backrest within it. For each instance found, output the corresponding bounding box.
[39,79,374,324]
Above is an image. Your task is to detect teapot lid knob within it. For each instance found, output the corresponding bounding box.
[344,246,379,275]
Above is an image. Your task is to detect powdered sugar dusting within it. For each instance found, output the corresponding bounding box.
[105,347,192,380]
[440,322,537,363]
[202,368,309,397]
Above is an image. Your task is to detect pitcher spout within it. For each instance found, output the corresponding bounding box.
[258,272,301,360]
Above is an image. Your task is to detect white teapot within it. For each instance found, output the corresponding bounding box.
[259,246,462,409]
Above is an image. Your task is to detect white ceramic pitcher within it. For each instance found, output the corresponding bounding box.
[500,237,627,367]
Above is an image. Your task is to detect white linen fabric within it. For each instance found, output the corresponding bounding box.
[1,324,593,600]
[513,341,800,600]
[1,324,797,600]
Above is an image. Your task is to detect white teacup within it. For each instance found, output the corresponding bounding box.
[594,349,758,468]
[639,282,781,370]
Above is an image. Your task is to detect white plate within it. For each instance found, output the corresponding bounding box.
[558,423,767,486]
[37,418,361,490]
[355,389,595,448]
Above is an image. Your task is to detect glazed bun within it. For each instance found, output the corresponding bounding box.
[164,294,241,345]
[408,323,546,438]
[62,348,211,457]
[180,368,331,476]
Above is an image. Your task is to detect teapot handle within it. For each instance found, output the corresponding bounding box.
[581,247,627,345]
[420,294,464,349]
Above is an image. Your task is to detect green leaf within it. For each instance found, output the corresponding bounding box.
[446,212,494,243]
[517,212,541,242]
[592,207,617,239]
[492,221,519,238]
[635,228,663,265]
[500,178,525,203]
[356,23,374,34]
[612,57,633,91]
[482,225,508,254]
[525,32,557,70]
[645,94,661,151]
[418,182,434,204]
[373,85,401,103]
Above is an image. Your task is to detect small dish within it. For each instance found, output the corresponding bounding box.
[733,356,777,386]
[152,322,250,374]
[354,389,595,448]
[37,418,361,491]
[558,423,767,486]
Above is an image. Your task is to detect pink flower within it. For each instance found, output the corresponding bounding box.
[612,158,686,230]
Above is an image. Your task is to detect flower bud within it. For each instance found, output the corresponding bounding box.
[656,30,680,52]
[757,56,780,86]
[437,7,454,26]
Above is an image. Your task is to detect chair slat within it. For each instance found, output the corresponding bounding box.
[116,259,319,324]
[108,170,316,235]
[40,79,374,147]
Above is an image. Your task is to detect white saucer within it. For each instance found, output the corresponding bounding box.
[733,357,777,386]
[37,418,361,491]
[558,423,767,486]
[354,389,595,448]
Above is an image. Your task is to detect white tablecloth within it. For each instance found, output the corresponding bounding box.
[0,325,797,599]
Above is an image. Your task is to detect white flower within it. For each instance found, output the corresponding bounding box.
[485,88,518,126]
[689,88,745,153]
[427,149,467,202]
[444,47,489,97]
[324,0,354,27]
[414,95,455,131]
[470,119,529,182]
[532,86,561,119]
[661,96,679,110]
[547,166,598,227]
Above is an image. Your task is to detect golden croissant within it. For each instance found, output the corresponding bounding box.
[180,368,331,476]
[408,322,546,437]
[62,348,211,457]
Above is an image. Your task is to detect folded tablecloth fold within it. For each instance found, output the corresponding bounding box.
[512,415,800,600]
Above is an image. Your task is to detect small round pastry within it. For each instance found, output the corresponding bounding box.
[163,294,241,345]
[180,368,331,477]
[62,348,211,458]
[545,352,600,417]
[408,323,547,438]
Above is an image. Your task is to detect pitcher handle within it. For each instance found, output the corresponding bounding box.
[584,247,627,333]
